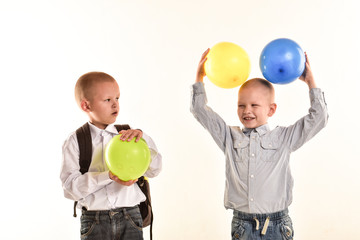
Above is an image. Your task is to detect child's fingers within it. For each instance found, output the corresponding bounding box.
[119,131,129,141]
[201,48,210,59]
[199,57,207,66]
[119,130,142,142]
[129,131,143,142]
[117,178,138,186]
[304,52,310,65]
[126,131,137,141]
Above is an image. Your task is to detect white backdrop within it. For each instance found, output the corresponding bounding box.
[1,0,359,239]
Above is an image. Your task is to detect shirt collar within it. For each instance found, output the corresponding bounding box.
[88,122,119,139]
[243,124,270,136]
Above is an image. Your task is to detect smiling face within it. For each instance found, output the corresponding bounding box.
[82,80,120,129]
[237,79,277,129]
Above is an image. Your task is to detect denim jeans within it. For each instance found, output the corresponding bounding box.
[231,208,294,240]
[80,206,143,240]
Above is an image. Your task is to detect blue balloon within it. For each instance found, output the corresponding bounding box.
[260,38,305,84]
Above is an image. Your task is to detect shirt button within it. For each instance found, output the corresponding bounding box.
[250,198,254,202]
[251,153,255,157]
[250,174,254,178]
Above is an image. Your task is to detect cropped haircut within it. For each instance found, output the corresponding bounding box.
[240,78,275,101]
[74,72,116,107]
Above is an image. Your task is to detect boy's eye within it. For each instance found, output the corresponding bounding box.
[238,105,245,108]
[252,104,259,107]
[105,99,111,102]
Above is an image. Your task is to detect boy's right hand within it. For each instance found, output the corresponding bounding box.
[109,171,138,186]
[196,48,210,83]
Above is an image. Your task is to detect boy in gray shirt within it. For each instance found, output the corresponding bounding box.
[190,49,328,240]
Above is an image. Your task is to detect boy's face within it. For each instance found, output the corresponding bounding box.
[82,81,120,129]
[237,85,276,129]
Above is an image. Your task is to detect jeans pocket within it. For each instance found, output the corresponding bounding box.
[80,216,96,238]
[125,210,143,231]
[231,219,245,240]
[280,218,294,240]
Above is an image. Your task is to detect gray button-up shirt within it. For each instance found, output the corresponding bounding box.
[190,82,328,213]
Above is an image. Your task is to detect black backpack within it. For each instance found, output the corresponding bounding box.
[74,123,153,239]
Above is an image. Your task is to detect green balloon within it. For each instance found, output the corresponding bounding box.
[105,135,151,181]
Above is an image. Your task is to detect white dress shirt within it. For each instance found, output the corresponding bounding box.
[60,122,162,211]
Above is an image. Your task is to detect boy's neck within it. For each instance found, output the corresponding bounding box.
[89,121,109,130]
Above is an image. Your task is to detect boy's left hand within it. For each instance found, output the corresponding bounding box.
[109,171,138,186]
[119,129,143,142]
[299,52,317,89]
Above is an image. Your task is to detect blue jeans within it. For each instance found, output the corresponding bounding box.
[231,209,294,240]
[80,206,143,240]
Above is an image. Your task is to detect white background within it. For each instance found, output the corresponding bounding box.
[1,0,359,239]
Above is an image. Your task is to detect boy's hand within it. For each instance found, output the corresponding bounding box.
[196,48,210,83]
[109,171,138,186]
[299,52,317,89]
[118,129,143,142]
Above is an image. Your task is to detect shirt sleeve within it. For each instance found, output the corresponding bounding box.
[60,133,112,201]
[142,133,162,178]
[284,88,329,152]
[190,82,230,153]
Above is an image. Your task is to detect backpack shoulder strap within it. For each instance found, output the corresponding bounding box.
[76,123,93,174]
[73,123,92,217]
[114,124,131,132]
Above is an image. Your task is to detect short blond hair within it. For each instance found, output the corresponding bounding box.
[239,78,275,102]
[74,72,116,107]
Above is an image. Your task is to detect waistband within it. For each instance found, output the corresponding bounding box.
[82,206,138,215]
[233,208,289,222]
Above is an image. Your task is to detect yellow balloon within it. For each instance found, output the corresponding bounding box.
[204,42,251,89]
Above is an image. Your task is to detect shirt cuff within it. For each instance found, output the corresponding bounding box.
[192,82,205,94]
[309,88,323,100]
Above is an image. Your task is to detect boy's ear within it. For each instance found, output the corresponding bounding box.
[80,100,91,112]
[268,103,277,117]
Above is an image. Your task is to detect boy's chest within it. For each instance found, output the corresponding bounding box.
[233,130,286,163]
[231,131,291,183]
[88,132,116,172]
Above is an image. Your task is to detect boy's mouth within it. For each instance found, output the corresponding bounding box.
[243,116,255,121]
[112,111,118,116]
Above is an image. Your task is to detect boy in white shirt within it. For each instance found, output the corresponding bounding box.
[61,72,162,240]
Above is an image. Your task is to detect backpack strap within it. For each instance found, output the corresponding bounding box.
[76,123,93,174]
[114,124,131,132]
[137,176,154,240]
[73,123,93,217]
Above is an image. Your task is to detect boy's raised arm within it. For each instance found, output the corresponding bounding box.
[191,48,233,153]
[284,53,328,151]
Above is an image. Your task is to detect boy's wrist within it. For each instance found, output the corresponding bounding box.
[195,75,204,83]
[307,81,317,90]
